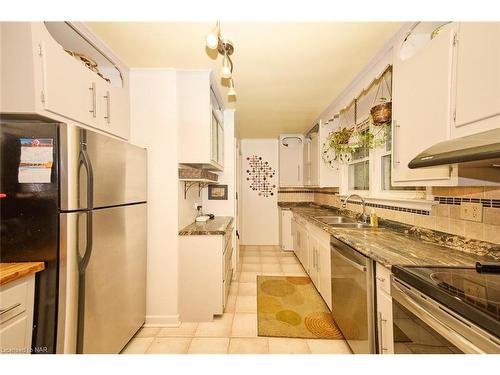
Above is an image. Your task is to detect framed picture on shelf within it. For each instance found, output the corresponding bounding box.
[208,184,228,200]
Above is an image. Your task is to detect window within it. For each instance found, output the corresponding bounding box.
[380,123,422,191]
[348,127,370,191]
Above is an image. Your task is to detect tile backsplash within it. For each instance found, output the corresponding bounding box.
[277,187,316,203]
[279,186,500,245]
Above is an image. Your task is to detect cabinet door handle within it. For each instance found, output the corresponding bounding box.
[376,276,386,282]
[89,83,96,118]
[0,302,21,316]
[104,91,111,124]
[378,311,388,353]
[297,165,300,181]
[393,120,400,167]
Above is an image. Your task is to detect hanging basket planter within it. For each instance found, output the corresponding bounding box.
[370,101,392,125]
[370,72,392,126]
[333,127,353,145]
[322,127,358,164]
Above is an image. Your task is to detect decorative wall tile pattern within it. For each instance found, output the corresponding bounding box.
[434,196,500,208]
[246,155,276,197]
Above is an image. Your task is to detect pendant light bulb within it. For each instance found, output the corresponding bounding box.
[228,79,237,98]
[206,22,220,50]
[221,53,232,79]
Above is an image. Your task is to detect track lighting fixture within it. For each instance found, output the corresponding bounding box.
[228,79,237,97]
[205,22,237,99]
[205,21,220,50]
[221,52,232,79]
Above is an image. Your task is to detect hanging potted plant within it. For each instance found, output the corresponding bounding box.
[322,126,358,164]
[370,74,392,126]
[370,97,392,126]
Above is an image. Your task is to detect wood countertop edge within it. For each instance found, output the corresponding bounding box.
[0,262,45,286]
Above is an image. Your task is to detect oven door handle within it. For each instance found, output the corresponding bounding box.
[392,282,484,354]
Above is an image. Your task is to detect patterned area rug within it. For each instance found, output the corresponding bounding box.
[257,276,344,339]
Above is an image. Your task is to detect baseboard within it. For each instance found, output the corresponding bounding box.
[143,314,180,327]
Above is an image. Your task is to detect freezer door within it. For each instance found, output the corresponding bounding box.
[80,203,146,353]
[59,124,147,210]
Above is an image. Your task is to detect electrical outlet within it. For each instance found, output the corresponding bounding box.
[460,202,483,222]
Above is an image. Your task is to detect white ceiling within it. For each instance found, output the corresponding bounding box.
[87,22,401,138]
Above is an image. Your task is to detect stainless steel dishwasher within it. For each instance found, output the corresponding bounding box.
[331,236,375,354]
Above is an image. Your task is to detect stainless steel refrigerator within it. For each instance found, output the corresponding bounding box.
[0,118,147,354]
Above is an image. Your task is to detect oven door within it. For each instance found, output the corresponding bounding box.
[391,278,499,354]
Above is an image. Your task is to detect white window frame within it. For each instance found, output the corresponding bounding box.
[340,122,425,201]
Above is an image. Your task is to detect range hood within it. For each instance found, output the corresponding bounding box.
[408,128,500,169]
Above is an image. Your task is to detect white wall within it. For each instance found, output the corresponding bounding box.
[178,181,201,229]
[240,138,279,245]
[129,69,180,326]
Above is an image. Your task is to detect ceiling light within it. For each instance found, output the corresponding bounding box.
[221,53,232,79]
[205,22,237,100]
[206,22,220,49]
[228,79,237,98]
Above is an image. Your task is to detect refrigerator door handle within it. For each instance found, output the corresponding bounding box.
[78,147,94,210]
[77,148,94,273]
[76,146,94,354]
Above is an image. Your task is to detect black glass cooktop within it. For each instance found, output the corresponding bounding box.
[392,264,500,338]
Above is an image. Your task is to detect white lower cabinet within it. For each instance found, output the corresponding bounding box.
[280,209,294,251]
[292,215,309,273]
[376,263,394,354]
[178,228,233,322]
[292,214,332,310]
[307,224,332,310]
[0,275,36,354]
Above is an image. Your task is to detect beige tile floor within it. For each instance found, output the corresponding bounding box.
[121,245,352,354]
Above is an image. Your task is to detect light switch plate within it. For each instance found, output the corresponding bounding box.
[460,202,483,222]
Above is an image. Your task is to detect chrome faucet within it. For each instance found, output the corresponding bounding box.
[342,194,369,223]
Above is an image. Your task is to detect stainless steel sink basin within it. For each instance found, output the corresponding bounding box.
[315,216,356,224]
[329,222,373,229]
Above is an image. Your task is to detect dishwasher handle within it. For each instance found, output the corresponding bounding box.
[332,247,367,272]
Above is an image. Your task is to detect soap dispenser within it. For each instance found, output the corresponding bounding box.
[370,209,378,228]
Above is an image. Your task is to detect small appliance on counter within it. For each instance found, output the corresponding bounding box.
[391,262,500,354]
[195,204,214,222]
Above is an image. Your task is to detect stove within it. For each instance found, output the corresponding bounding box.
[391,263,500,340]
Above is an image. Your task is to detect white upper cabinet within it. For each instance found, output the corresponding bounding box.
[0,22,130,140]
[178,70,224,171]
[452,22,500,138]
[279,134,304,187]
[303,138,311,186]
[309,132,320,186]
[391,22,457,185]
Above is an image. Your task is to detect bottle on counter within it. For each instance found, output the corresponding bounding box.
[370,209,378,228]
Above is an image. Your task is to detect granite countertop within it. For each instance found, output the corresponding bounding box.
[280,202,500,268]
[179,216,233,236]
[0,262,45,286]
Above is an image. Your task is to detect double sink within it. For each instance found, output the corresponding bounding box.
[314,215,372,229]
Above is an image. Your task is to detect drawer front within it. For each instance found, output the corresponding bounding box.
[0,278,30,325]
[376,263,392,295]
[0,313,29,353]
